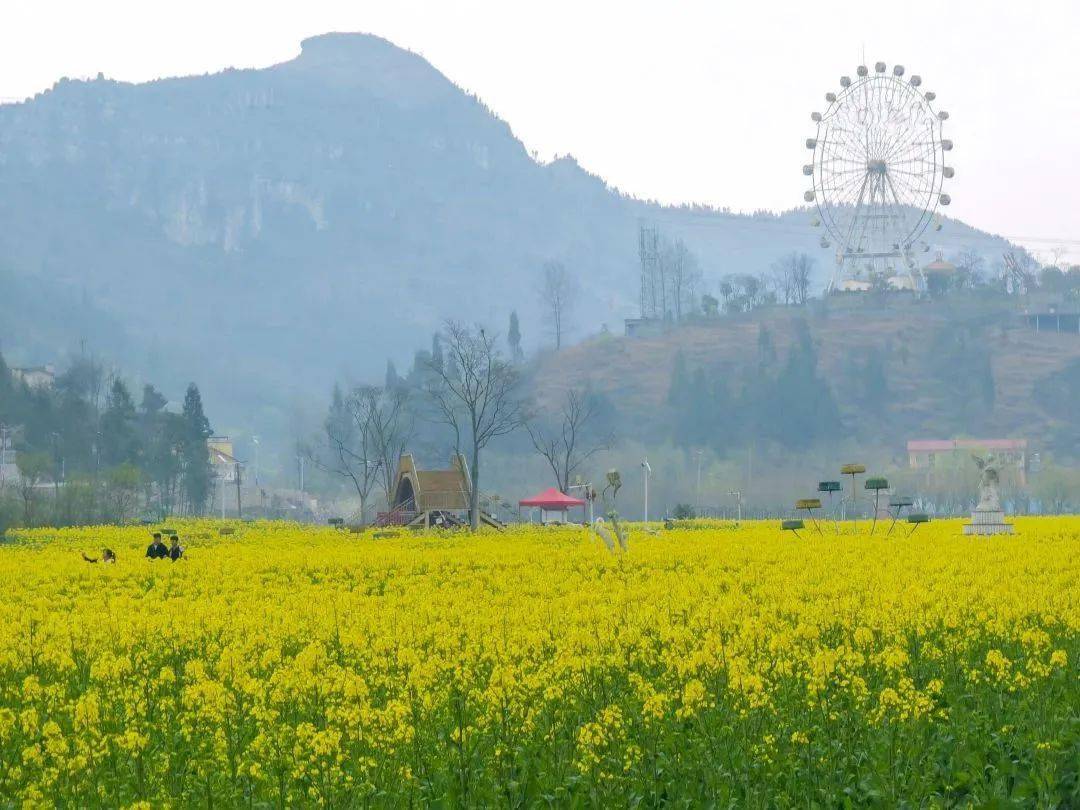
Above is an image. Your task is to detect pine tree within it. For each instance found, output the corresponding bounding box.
[667,351,688,406]
[431,334,444,372]
[101,378,140,466]
[770,320,841,447]
[757,324,776,369]
[0,352,12,425]
[979,353,996,407]
[180,383,212,513]
[182,384,212,442]
[139,384,168,415]
[0,351,11,399]
[385,360,401,391]
[860,348,889,412]
[508,311,523,363]
[327,384,353,443]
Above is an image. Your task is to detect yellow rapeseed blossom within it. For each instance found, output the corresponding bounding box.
[0,517,1075,805]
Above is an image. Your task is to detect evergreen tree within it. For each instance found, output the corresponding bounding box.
[0,351,11,401]
[861,347,889,412]
[757,324,777,369]
[144,411,186,519]
[180,383,212,513]
[406,350,432,388]
[684,367,711,447]
[667,350,690,409]
[182,384,212,441]
[668,352,716,448]
[385,360,401,391]
[769,319,841,447]
[140,384,168,415]
[327,384,353,445]
[978,353,996,408]
[100,378,140,466]
[508,311,523,362]
[707,374,734,454]
[431,334,444,373]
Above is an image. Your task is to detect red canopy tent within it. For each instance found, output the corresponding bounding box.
[519,487,585,523]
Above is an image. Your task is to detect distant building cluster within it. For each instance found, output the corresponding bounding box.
[11,364,55,390]
[907,438,1028,485]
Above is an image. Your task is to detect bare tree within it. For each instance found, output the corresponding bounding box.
[721,273,773,313]
[539,261,577,350]
[308,384,380,524]
[15,451,51,526]
[952,249,985,289]
[771,252,814,305]
[664,237,702,321]
[352,385,414,509]
[425,321,526,530]
[527,388,612,493]
[105,463,142,523]
[769,259,795,305]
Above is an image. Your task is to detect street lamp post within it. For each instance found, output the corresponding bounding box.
[252,435,260,487]
[568,480,595,525]
[728,490,743,523]
[0,423,7,485]
[641,458,652,522]
[51,431,62,500]
[694,449,704,516]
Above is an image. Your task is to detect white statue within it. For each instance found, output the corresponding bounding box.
[972,454,1002,512]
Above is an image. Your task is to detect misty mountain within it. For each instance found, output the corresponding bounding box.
[0,32,1016,440]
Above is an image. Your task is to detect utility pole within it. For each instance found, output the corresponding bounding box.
[252,436,260,487]
[297,455,305,493]
[235,462,242,519]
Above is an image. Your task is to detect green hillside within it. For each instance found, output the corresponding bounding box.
[532,293,1080,460]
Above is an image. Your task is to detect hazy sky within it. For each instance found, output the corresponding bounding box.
[2,0,1077,260]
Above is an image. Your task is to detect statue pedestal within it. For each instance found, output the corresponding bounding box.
[963,508,1014,536]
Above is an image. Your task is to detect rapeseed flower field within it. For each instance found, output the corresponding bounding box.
[0,519,1076,806]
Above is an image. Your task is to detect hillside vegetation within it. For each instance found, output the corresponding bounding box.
[532,294,1080,458]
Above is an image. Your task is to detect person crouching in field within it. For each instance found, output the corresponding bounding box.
[169,536,184,561]
[146,533,169,560]
[82,548,116,564]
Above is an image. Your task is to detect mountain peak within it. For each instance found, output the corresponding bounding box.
[297,32,403,62]
[282,32,455,105]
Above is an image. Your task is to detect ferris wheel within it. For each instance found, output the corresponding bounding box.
[803,62,953,292]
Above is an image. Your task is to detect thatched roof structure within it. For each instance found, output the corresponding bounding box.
[391,454,471,512]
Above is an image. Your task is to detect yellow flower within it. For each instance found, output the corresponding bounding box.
[0,516,1074,802]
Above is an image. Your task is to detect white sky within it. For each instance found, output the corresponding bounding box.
[1,0,1077,261]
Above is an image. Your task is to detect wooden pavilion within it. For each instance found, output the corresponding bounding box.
[378,454,503,529]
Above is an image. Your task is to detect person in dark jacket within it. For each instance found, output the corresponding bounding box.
[169,536,184,561]
[82,548,116,564]
[145,533,168,559]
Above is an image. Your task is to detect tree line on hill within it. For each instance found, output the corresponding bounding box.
[0,352,214,531]
[666,320,842,453]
